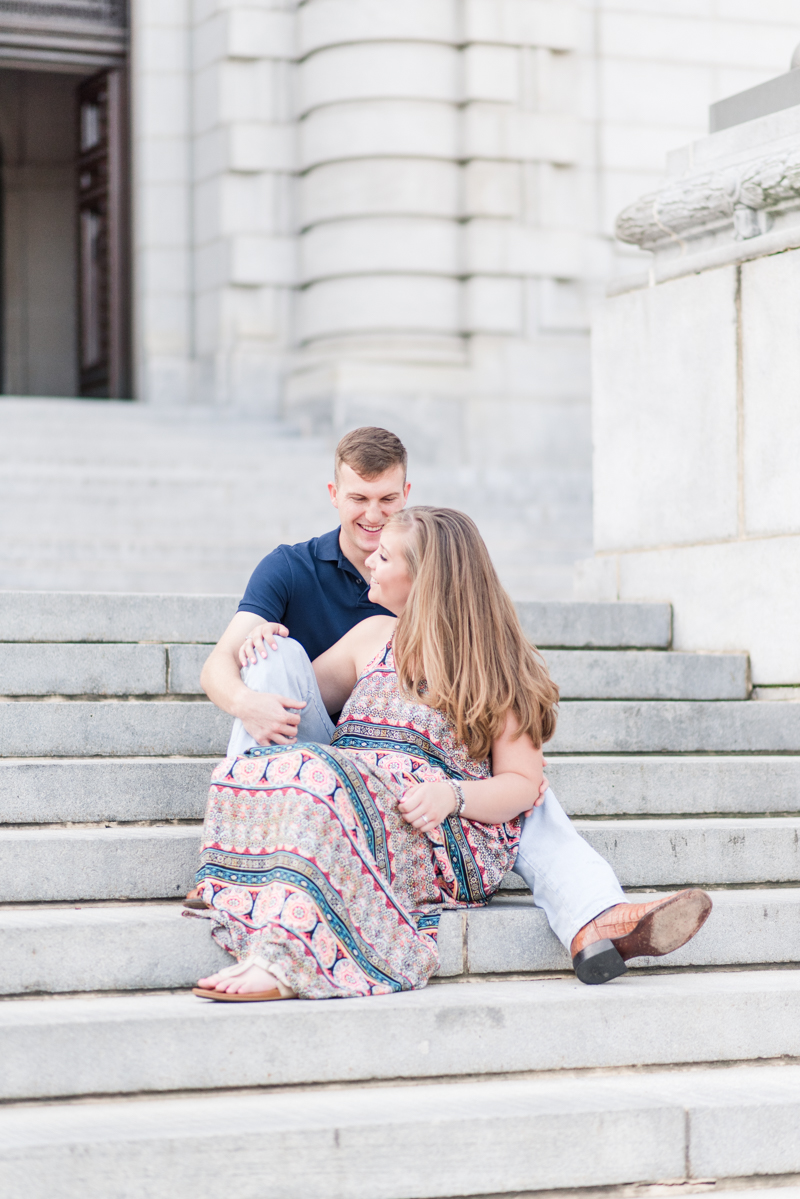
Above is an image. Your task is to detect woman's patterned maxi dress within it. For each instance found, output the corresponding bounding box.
[189,643,521,999]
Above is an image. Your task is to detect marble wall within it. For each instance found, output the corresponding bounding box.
[581,104,800,683]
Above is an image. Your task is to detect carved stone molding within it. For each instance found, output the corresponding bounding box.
[0,0,127,68]
[616,145,800,249]
[0,1,125,26]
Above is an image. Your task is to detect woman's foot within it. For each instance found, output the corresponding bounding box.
[196,960,285,996]
[183,886,210,910]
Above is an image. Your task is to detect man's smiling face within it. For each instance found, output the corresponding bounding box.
[328,462,411,573]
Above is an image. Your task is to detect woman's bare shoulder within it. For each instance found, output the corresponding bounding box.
[345,615,395,670]
[312,615,395,668]
[353,614,396,638]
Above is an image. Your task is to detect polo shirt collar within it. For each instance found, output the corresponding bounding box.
[316,527,364,580]
[315,528,341,562]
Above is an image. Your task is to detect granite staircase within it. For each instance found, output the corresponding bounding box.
[1,592,800,1197]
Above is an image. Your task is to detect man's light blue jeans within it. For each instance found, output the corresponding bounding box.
[226,638,625,951]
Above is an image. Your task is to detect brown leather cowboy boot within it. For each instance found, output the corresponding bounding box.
[570,888,713,985]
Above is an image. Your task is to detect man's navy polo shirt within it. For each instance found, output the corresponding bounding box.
[237,528,394,661]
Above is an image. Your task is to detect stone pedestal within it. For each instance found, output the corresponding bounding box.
[578,105,800,686]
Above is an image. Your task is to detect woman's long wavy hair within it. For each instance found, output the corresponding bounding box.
[387,507,559,760]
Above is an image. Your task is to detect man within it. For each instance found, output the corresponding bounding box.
[201,426,711,985]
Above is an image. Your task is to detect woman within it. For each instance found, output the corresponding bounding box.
[188,507,559,1001]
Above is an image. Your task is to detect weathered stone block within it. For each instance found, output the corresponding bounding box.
[0,701,229,758]
[299,101,458,170]
[0,1075,685,1199]
[0,758,215,823]
[0,645,168,697]
[298,43,458,112]
[463,104,579,163]
[542,649,749,700]
[463,44,520,103]
[298,276,461,341]
[2,972,800,1101]
[592,268,739,553]
[516,600,671,648]
[607,536,800,686]
[0,593,238,644]
[0,827,201,902]
[546,754,800,816]
[167,644,212,694]
[574,817,800,887]
[300,217,459,283]
[550,700,800,753]
[299,159,460,225]
[742,250,800,536]
[463,277,523,335]
[298,0,458,57]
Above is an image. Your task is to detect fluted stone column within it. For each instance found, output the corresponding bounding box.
[287,0,464,454]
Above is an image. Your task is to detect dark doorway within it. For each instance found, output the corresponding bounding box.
[0,3,129,398]
[0,69,82,395]
[77,68,130,397]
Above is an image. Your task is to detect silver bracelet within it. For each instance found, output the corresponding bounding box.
[446,778,466,818]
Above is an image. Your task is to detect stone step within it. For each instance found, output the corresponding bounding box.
[2,970,799,1102]
[0,592,238,643]
[2,643,747,701]
[458,888,800,977]
[3,817,797,904]
[8,698,800,759]
[542,649,749,700]
[0,591,671,650]
[0,758,217,823]
[2,1062,799,1199]
[577,816,800,888]
[0,826,199,902]
[547,754,800,816]
[3,754,798,824]
[550,700,800,753]
[516,600,671,649]
[0,644,211,696]
[2,889,797,996]
[0,700,229,757]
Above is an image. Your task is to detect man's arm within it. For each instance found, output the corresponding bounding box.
[200,612,306,746]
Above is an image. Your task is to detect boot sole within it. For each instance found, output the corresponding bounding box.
[614,888,713,961]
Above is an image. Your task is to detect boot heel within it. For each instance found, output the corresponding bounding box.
[572,938,627,986]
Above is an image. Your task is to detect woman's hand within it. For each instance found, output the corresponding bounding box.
[398,781,456,832]
[238,623,290,667]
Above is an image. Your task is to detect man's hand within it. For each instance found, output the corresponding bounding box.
[237,690,306,746]
[398,781,456,832]
[238,623,290,668]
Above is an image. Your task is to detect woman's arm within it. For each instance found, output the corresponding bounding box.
[398,711,544,830]
[312,616,396,714]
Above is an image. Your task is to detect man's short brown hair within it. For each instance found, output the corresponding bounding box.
[335,427,408,482]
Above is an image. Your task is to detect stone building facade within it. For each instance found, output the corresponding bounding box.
[580,93,800,688]
[1,1,799,596]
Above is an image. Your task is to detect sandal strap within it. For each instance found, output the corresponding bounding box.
[226,956,295,997]
[220,955,272,979]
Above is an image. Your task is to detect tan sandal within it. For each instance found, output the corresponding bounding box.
[183,886,210,911]
[192,956,294,1002]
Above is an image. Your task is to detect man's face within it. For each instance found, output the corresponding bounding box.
[328,463,411,562]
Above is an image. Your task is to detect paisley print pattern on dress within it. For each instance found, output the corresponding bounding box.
[189,642,520,999]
